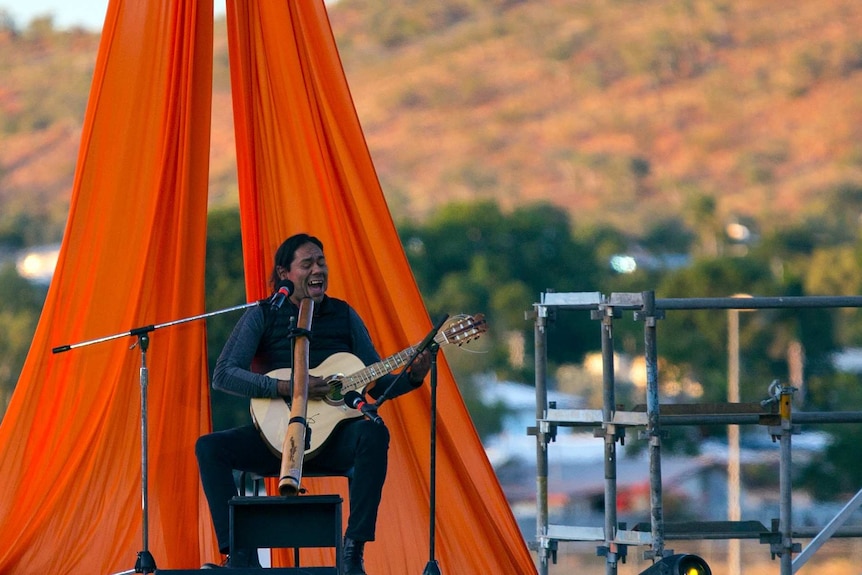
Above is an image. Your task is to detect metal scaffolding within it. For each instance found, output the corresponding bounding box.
[529,292,862,575]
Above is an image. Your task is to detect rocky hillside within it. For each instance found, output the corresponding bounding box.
[2,0,862,245]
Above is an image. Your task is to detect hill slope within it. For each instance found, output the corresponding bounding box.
[1,0,861,244]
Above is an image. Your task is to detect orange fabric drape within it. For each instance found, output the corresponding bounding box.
[225,2,536,574]
[0,0,537,573]
[0,0,217,573]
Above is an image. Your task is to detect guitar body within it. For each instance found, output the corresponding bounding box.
[249,313,486,459]
[250,352,368,459]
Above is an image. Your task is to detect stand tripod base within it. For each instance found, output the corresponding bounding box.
[422,560,441,575]
[110,550,156,575]
[135,549,157,573]
[137,550,157,573]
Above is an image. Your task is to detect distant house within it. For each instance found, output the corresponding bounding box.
[499,451,728,534]
[15,243,60,284]
[832,348,862,373]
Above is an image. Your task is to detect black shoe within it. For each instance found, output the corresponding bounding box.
[342,537,367,575]
[200,556,227,569]
[201,548,261,569]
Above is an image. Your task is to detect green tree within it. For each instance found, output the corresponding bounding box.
[203,208,249,431]
[400,200,602,377]
[803,244,862,347]
[0,263,45,419]
[655,255,784,404]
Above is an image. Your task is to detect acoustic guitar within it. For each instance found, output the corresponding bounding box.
[250,313,486,458]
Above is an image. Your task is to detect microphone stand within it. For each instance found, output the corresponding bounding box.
[52,301,263,575]
[373,313,449,575]
[421,341,442,575]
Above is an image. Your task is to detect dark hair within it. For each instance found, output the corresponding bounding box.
[270,233,324,288]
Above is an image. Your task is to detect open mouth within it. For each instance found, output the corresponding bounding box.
[308,278,325,294]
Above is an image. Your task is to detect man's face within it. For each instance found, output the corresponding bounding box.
[280,242,328,304]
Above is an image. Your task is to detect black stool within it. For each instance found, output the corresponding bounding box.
[230,494,342,574]
[231,469,353,572]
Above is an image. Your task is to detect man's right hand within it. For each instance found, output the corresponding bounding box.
[307,376,330,400]
[277,376,329,400]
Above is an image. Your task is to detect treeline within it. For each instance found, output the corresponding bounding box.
[3,196,862,495]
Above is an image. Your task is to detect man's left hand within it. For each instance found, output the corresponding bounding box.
[407,349,431,385]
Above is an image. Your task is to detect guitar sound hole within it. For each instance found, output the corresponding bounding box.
[324,377,345,406]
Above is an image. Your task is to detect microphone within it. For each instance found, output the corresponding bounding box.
[344,390,384,425]
[268,279,295,310]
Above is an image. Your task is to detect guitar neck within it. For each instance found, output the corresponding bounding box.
[342,345,419,392]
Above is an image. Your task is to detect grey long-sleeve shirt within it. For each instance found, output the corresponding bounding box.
[212,304,418,401]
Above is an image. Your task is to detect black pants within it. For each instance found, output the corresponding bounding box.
[196,420,389,553]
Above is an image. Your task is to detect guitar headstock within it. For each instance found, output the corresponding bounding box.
[436,313,487,347]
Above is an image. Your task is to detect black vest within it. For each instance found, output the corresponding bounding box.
[255,295,352,371]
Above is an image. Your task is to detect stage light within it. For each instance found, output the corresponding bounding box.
[638,554,711,575]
